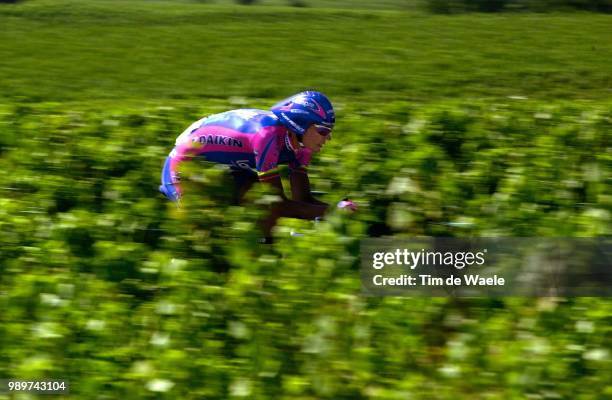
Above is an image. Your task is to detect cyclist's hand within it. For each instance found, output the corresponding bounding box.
[337,198,357,212]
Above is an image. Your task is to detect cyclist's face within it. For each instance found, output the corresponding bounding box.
[302,125,331,153]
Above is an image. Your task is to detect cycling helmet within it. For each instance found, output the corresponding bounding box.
[271,91,335,137]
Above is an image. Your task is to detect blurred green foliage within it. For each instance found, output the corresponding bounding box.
[0,1,611,399]
[0,99,610,398]
[1,1,611,102]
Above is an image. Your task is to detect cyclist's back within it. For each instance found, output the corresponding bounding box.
[160,109,310,201]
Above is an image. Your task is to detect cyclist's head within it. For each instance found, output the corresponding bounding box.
[271,91,335,137]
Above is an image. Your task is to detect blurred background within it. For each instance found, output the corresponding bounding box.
[0,0,610,398]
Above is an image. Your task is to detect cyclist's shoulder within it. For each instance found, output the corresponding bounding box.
[202,108,272,123]
[200,109,282,134]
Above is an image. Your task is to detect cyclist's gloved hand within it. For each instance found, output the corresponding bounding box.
[337,198,357,212]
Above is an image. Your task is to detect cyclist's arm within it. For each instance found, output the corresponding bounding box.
[258,168,288,200]
[258,171,327,218]
[288,166,328,206]
[254,131,327,218]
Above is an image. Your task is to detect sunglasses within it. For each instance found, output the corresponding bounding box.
[313,124,332,137]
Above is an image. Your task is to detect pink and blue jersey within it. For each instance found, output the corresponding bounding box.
[159,109,313,201]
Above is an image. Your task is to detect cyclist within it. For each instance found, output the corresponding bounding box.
[159,90,335,243]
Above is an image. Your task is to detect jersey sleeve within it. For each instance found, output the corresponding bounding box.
[289,147,313,172]
[253,128,282,181]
